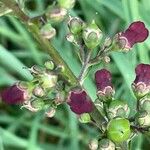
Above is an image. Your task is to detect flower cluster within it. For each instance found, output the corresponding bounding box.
[1,60,65,118]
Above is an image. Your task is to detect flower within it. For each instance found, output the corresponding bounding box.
[95,69,115,101]
[115,21,149,52]
[132,64,150,98]
[1,83,30,104]
[67,90,93,115]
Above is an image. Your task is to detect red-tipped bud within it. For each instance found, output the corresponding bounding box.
[132,64,150,98]
[95,69,115,101]
[67,90,93,115]
[1,82,31,104]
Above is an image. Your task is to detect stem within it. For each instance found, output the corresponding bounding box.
[0,0,106,130]
[78,51,91,84]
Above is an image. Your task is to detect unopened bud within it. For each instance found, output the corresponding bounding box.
[40,72,58,89]
[103,56,110,64]
[45,108,56,118]
[46,7,67,23]
[33,86,45,97]
[104,37,112,48]
[44,60,55,70]
[137,111,150,128]
[66,33,75,42]
[30,65,45,75]
[68,17,84,34]
[107,100,130,119]
[57,0,76,9]
[83,20,102,49]
[79,113,91,123]
[89,139,98,150]
[139,95,150,113]
[99,139,115,150]
[40,23,56,39]
[107,118,131,143]
[31,98,45,111]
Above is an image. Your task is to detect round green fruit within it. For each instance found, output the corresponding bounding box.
[107,118,131,143]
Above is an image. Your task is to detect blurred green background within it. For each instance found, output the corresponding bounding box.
[0,0,150,149]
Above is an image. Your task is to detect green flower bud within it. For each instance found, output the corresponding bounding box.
[98,139,115,150]
[107,118,131,143]
[57,0,76,9]
[46,6,67,23]
[68,17,84,34]
[40,23,56,39]
[83,20,102,49]
[136,111,150,127]
[79,113,91,123]
[40,72,58,89]
[33,86,45,97]
[44,61,55,70]
[103,37,112,48]
[139,96,150,113]
[89,139,98,150]
[107,100,130,119]
[45,108,56,118]
[31,99,45,111]
[66,33,75,42]
[30,65,45,76]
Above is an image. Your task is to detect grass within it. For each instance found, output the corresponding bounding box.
[0,0,150,149]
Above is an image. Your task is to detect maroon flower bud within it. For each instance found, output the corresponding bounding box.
[114,21,149,52]
[67,90,93,115]
[132,64,150,98]
[1,83,30,104]
[95,69,115,101]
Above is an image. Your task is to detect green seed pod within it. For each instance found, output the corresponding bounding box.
[79,113,91,123]
[98,138,115,150]
[83,20,102,49]
[89,139,98,150]
[31,99,45,111]
[68,17,84,34]
[44,60,55,70]
[139,96,150,113]
[107,118,131,143]
[40,23,56,39]
[136,111,150,128]
[46,6,67,23]
[57,0,76,9]
[107,100,130,119]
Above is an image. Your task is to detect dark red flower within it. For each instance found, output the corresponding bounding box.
[115,21,149,52]
[67,90,93,115]
[95,69,114,100]
[1,83,30,104]
[132,64,150,97]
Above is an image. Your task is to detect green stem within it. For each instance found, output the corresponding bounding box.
[0,0,106,130]
[78,51,91,84]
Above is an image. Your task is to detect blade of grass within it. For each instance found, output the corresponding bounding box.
[0,45,32,80]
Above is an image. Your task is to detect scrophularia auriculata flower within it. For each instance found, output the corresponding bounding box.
[132,64,150,98]
[67,90,93,115]
[115,21,149,52]
[1,82,30,104]
[95,69,115,101]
